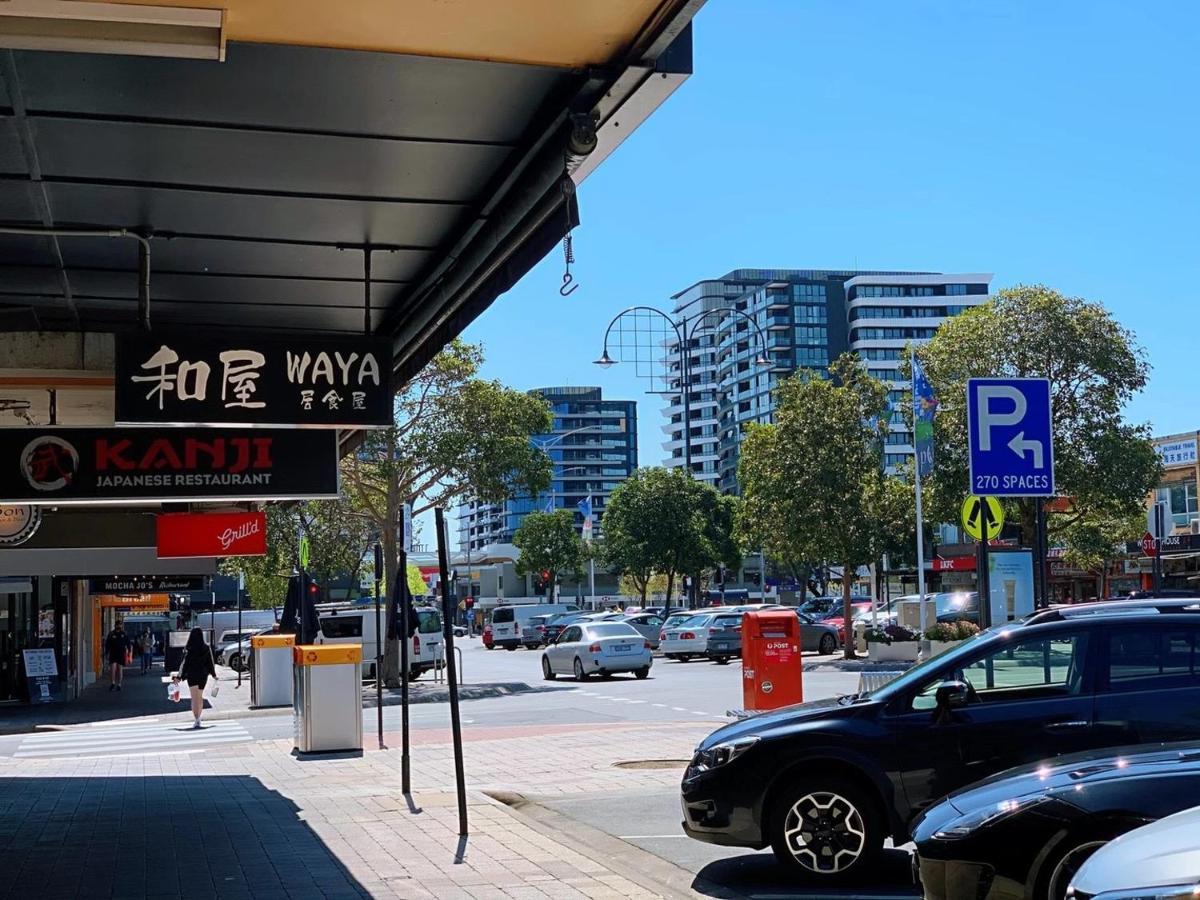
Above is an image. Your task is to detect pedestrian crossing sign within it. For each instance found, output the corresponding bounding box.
[961,494,1003,541]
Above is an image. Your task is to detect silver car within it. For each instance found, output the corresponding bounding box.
[620,612,665,649]
[541,621,652,681]
[660,612,719,661]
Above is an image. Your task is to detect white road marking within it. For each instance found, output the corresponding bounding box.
[619,834,688,839]
[671,707,687,712]
[651,703,668,708]
[13,720,254,759]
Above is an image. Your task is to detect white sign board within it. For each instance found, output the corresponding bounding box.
[1156,438,1198,468]
[22,648,58,678]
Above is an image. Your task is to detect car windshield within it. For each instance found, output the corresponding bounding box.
[586,623,640,639]
[867,625,1011,703]
[663,614,691,629]
[416,608,441,634]
[680,615,711,627]
[527,616,550,628]
[712,615,741,628]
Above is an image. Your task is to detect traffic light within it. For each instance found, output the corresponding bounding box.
[715,565,726,587]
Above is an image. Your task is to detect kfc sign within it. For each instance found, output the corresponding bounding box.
[114,333,392,428]
[0,428,338,504]
[157,512,267,559]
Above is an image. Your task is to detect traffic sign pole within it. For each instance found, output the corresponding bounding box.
[1034,498,1048,609]
[1154,503,1166,597]
[977,501,991,629]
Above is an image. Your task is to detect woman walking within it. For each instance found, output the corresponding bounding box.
[174,628,217,729]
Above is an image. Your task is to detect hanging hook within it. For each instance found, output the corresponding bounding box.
[558,176,580,297]
[559,272,579,296]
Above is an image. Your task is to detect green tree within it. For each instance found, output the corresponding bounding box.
[513,510,587,598]
[618,572,670,604]
[737,355,891,657]
[406,563,429,599]
[1059,507,1144,598]
[222,500,372,608]
[600,467,741,605]
[340,340,552,683]
[912,285,1161,556]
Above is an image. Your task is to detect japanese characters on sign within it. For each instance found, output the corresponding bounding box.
[0,427,339,505]
[114,334,393,427]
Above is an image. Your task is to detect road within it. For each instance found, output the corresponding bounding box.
[0,640,918,898]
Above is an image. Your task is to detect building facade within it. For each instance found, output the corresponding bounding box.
[660,268,992,491]
[458,386,637,554]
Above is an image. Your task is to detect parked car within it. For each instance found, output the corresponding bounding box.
[317,605,444,680]
[1069,803,1200,900]
[661,612,721,661]
[521,614,553,649]
[797,595,873,619]
[541,621,652,681]
[215,628,267,670]
[705,612,746,664]
[621,612,665,649]
[452,624,468,638]
[914,743,1200,900]
[933,591,980,624]
[820,601,874,643]
[490,603,579,650]
[643,606,687,619]
[543,611,590,645]
[680,598,1200,886]
[661,612,694,633]
[797,612,841,655]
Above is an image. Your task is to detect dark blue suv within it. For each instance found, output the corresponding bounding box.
[680,599,1200,886]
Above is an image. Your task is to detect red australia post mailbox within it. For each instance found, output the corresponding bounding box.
[742,610,803,711]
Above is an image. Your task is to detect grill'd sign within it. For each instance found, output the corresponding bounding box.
[0,428,339,504]
[114,334,393,428]
[157,511,268,559]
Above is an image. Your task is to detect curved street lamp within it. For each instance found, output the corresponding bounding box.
[594,303,772,608]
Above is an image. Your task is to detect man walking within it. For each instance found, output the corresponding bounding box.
[139,628,155,675]
[105,621,131,691]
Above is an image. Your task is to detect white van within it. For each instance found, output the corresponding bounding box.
[491,603,579,650]
[317,605,445,680]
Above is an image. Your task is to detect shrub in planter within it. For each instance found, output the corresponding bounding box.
[867,624,919,661]
[953,620,981,640]
[924,622,958,642]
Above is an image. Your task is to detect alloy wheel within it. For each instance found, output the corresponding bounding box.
[781,791,867,874]
[573,657,588,681]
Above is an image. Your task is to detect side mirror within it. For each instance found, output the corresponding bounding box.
[935,680,970,710]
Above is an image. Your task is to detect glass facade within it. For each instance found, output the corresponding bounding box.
[662,269,992,491]
[457,386,638,553]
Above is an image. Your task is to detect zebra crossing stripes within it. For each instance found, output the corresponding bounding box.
[13,719,253,759]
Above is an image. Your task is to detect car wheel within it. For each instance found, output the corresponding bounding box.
[541,656,556,681]
[679,654,691,662]
[573,657,589,681]
[769,777,882,882]
[714,656,729,665]
[818,634,837,655]
[635,667,650,679]
[506,644,517,651]
[664,653,677,660]
[408,667,421,682]
[228,652,243,672]
[1038,837,1111,900]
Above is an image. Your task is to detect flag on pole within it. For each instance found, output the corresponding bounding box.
[577,495,593,543]
[544,497,555,514]
[912,355,938,477]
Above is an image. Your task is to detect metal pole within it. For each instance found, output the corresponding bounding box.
[1154,503,1165,597]
[435,507,469,836]
[399,523,411,794]
[915,467,928,638]
[236,578,243,688]
[679,317,697,610]
[978,501,992,628]
[588,556,595,609]
[759,547,766,602]
[373,543,384,749]
[1034,498,1048,608]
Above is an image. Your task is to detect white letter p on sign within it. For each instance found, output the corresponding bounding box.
[976,385,1026,451]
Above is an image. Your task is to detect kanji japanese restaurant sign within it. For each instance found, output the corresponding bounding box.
[114,334,393,428]
[0,428,339,505]
[157,511,267,559]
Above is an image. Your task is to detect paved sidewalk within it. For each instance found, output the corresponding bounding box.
[0,720,716,900]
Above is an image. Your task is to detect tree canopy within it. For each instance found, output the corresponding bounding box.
[600,466,741,604]
[912,285,1161,555]
[513,510,587,597]
[737,355,892,656]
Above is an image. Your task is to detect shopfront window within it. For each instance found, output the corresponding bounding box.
[1157,481,1198,529]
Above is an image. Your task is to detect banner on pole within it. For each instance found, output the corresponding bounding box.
[912,356,937,477]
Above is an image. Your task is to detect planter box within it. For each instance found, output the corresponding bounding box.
[926,639,965,660]
[868,641,919,662]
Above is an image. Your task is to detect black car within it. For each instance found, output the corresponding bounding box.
[914,743,1200,900]
[680,598,1200,885]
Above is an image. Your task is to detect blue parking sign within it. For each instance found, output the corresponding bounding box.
[966,378,1055,496]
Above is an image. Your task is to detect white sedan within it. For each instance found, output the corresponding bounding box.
[659,612,718,661]
[541,621,652,681]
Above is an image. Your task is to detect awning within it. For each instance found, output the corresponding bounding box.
[0,0,700,386]
[0,546,216,576]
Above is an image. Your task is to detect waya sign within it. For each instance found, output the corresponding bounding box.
[0,428,339,504]
[114,334,393,428]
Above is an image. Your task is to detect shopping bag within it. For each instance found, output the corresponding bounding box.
[203,680,219,705]
[167,681,182,702]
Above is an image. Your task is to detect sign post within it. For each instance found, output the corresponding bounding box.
[373,543,384,750]
[967,378,1056,620]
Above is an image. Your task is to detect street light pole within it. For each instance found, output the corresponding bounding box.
[596,303,772,612]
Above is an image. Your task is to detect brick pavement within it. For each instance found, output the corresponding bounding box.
[0,720,715,900]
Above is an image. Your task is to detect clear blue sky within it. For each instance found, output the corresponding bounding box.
[462,0,1200,469]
